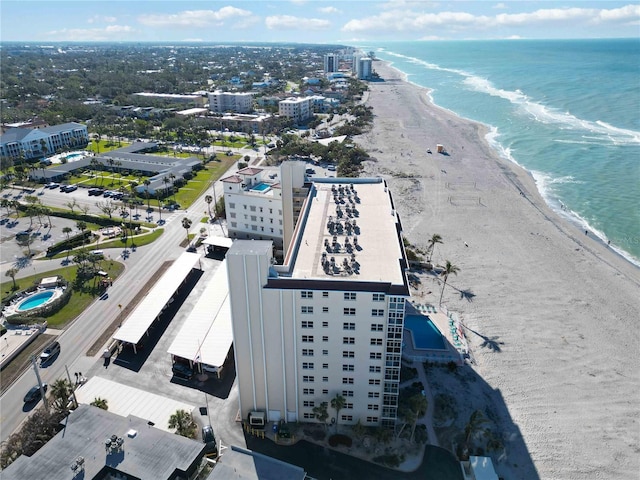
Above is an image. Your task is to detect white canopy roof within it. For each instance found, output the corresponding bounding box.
[113,252,201,345]
[167,260,233,367]
[202,236,234,248]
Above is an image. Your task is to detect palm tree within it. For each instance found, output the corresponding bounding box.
[427,233,443,264]
[408,393,428,442]
[5,268,18,291]
[438,260,460,306]
[182,217,192,245]
[312,401,329,431]
[462,410,489,459]
[50,378,73,412]
[205,195,213,218]
[330,393,346,432]
[168,409,197,438]
[90,397,108,410]
[169,173,177,202]
[143,179,152,210]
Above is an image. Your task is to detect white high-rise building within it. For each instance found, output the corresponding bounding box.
[354,56,373,80]
[324,53,338,74]
[227,167,410,428]
[278,97,314,124]
[208,91,254,114]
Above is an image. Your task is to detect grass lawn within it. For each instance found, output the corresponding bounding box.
[86,139,131,154]
[173,157,236,208]
[1,260,125,328]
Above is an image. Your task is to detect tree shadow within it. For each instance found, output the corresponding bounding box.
[462,325,504,353]
[458,289,476,302]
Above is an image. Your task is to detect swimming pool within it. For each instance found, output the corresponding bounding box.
[65,152,86,161]
[251,182,271,192]
[16,291,55,312]
[404,314,446,350]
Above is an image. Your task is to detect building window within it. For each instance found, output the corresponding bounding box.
[369,379,381,385]
[301,307,314,315]
[343,308,356,316]
[369,366,381,373]
[368,392,380,398]
[303,401,315,407]
[370,338,383,346]
[342,364,354,371]
[302,362,314,369]
[303,388,314,395]
[302,335,314,342]
[322,389,329,395]
[342,378,354,384]
[250,206,256,212]
[322,336,329,342]
[229,212,237,219]
[322,349,328,355]
[322,307,329,313]
[323,292,329,298]
[372,293,385,302]
[302,349,314,356]
[342,390,354,397]
[372,309,385,317]
[269,208,273,214]
[344,292,356,301]
[303,413,313,419]
[366,416,379,423]
[322,321,329,327]
[323,376,329,382]
[251,225,257,231]
[251,215,257,221]
[343,337,355,344]
[371,324,384,331]
[341,415,353,422]
[229,203,236,209]
[230,222,237,228]
[301,291,313,298]
[344,403,354,410]
[303,376,314,382]
[343,351,354,358]
[323,363,329,369]
[343,322,355,330]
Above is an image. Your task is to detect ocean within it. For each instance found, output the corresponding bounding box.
[359,39,640,266]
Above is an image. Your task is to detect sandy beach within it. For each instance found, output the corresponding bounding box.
[356,61,640,479]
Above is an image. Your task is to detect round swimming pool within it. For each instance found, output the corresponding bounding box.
[16,291,56,312]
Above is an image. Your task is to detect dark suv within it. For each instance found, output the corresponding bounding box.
[172,363,193,379]
[202,425,218,458]
[40,341,61,364]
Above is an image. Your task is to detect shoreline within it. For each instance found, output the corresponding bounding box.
[377,58,640,270]
[356,60,640,479]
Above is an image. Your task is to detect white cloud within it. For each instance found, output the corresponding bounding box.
[87,15,117,24]
[290,0,308,4]
[138,7,252,28]
[492,3,507,9]
[343,4,640,33]
[45,25,134,42]
[318,6,340,14]
[265,15,331,30]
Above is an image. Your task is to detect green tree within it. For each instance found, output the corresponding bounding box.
[90,397,108,410]
[204,195,213,218]
[330,393,346,431]
[462,410,489,459]
[407,393,428,443]
[50,378,73,413]
[181,217,192,245]
[5,268,19,291]
[143,179,152,210]
[438,260,460,305]
[312,401,329,431]
[427,233,443,264]
[62,226,73,240]
[168,409,197,438]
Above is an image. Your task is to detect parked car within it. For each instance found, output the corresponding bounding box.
[88,188,104,196]
[172,363,193,379]
[40,341,60,364]
[23,383,48,403]
[202,425,218,458]
[60,184,78,193]
[45,182,60,189]
[327,165,337,171]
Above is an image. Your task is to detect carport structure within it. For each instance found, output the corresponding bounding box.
[168,260,233,378]
[113,252,202,353]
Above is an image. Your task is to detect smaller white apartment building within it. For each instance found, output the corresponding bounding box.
[279,97,314,124]
[221,162,308,253]
[208,91,254,114]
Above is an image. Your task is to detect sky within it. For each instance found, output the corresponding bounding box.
[1,1,639,44]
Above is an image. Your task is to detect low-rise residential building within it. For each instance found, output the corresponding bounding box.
[279,97,314,124]
[0,122,89,161]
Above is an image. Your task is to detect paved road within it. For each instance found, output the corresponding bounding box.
[0,168,233,443]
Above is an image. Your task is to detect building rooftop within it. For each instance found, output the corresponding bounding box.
[237,167,263,176]
[206,445,306,480]
[287,179,408,290]
[2,404,205,480]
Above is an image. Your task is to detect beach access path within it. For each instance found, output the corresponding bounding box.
[356,60,640,480]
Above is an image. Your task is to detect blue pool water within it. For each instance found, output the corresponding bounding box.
[404,314,446,350]
[65,153,85,160]
[17,291,55,311]
[251,182,270,192]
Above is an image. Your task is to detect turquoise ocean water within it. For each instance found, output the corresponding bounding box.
[359,39,640,266]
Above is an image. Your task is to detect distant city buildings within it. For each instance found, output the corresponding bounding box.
[208,91,254,114]
[0,122,89,161]
[278,97,314,124]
